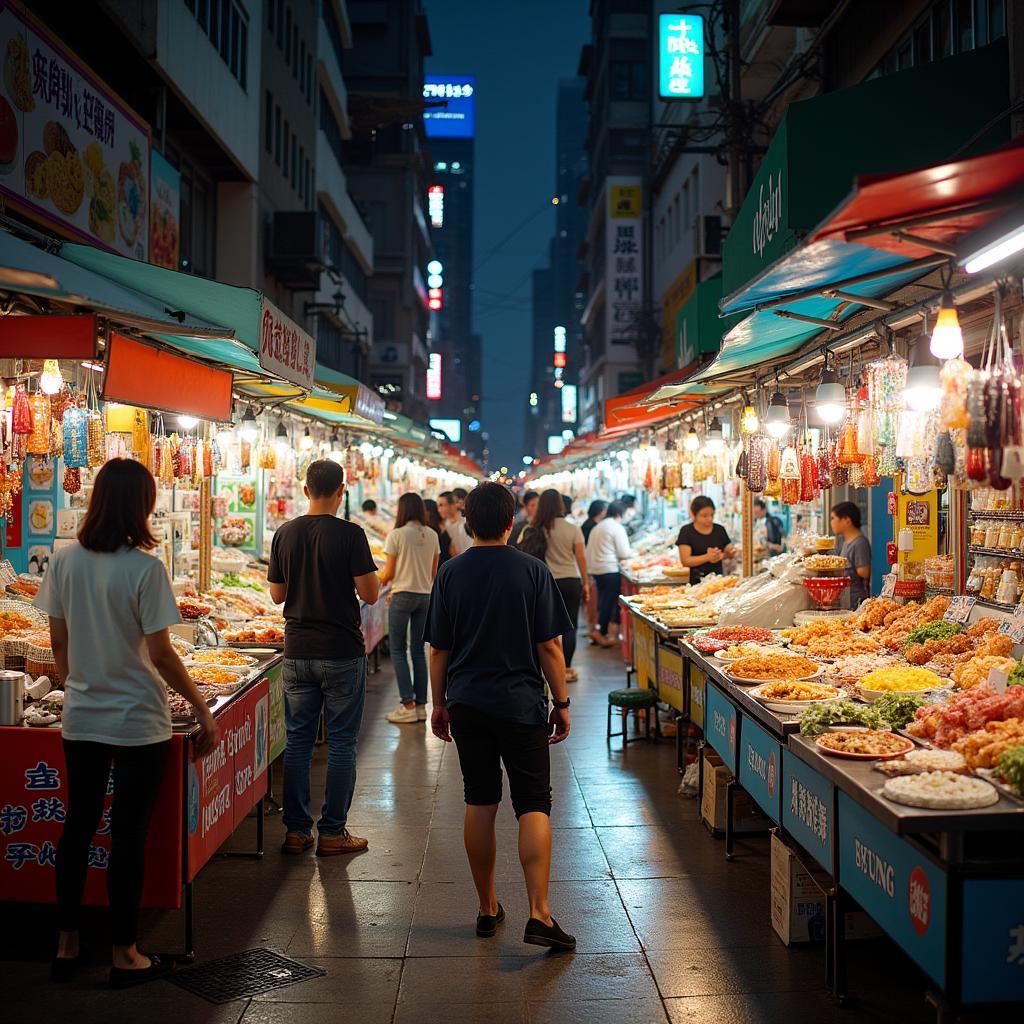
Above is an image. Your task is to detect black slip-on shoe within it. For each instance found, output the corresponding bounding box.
[109,953,173,989]
[524,917,576,951]
[476,903,505,937]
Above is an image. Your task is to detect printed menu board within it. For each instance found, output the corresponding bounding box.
[0,2,150,258]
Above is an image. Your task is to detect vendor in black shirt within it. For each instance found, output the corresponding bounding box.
[675,495,736,584]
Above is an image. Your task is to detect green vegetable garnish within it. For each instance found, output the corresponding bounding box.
[995,744,1024,797]
[1008,663,1024,688]
[799,700,885,736]
[870,692,926,730]
[218,573,265,591]
[903,620,960,650]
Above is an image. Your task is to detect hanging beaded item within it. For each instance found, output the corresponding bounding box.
[63,403,89,468]
[25,393,50,455]
[49,418,63,459]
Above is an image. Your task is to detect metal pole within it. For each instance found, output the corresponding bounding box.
[198,423,213,594]
[741,482,753,578]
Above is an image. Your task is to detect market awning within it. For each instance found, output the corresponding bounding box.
[721,39,1010,304]
[0,232,234,340]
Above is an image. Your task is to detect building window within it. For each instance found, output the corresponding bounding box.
[319,85,346,167]
[185,0,248,90]
[321,0,347,74]
[264,90,272,152]
[610,60,648,100]
[306,53,313,104]
[320,203,369,304]
[178,158,216,278]
[274,105,281,164]
[877,0,1005,75]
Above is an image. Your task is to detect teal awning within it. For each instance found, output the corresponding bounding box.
[721,39,1010,304]
[674,273,744,367]
[0,232,232,339]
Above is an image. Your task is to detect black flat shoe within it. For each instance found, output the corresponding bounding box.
[524,917,576,951]
[109,953,173,989]
[51,954,82,983]
[476,903,505,937]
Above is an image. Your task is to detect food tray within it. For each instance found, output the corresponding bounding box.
[748,681,839,711]
[187,651,260,668]
[224,641,285,652]
[727,665,825,684]
[814,729,915,760]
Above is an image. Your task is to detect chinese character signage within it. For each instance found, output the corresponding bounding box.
[423,75,475,138]
[0,2,150,258]
[782,749,833,871]
[149,149,180,270]
[659,14,704,100]
[259,298,317,391]
[426,352,442,400]
[738,715,780,823]
[606,177,643,352]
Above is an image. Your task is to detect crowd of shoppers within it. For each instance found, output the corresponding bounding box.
[42,467,646,982]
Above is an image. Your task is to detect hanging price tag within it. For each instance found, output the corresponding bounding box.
[997,603,1024,643]
[943,595,976,624]
[0,560,16,586]
[880,574,897,598]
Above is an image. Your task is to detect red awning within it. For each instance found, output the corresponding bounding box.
[812,138,1024,259]
[602,365,706,437]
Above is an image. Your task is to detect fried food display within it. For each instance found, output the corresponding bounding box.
[728,652,820,681]
[755,680,838,701]
[859,666,942,693]
[952,655,1018,691]
[953,718,1024,769]
[816,730,914,758]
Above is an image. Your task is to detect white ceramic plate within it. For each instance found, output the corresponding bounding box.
[748,680,840,711]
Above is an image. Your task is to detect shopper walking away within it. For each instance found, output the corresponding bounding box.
[441,489,473,556]
[425,482,576,950]
[580,500,606,544]
[425,498,452,563]
[676,496,736,583]
[831,500,871,610]
[360,498,389,536]
[585,501,633,648]
[508,490,539,547]
[379,492,440,724]
[268,460,381,857]
[36,459,220,988]
[518,489,588,682]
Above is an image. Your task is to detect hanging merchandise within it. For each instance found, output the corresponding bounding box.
[26,393,51,455]
[838,417,864,466]
[680,461,695,488]
[896,410,928,459]
[934,431,956,477]
[11,385,31,435]
[779,444,800,479]
[867,351,907,448]
[746,435,767,493]
[906,457,932,494]
[799,449,817,502]
[734,446,747,480]
[131,408,151,467]
[258,439,277,470]
[178,436,194,480]
[767,440,781,482]
[939,358,971,429]
[816,446,832,491]
[49,418,63,459]
[63,465,82,494]
[861,452,881,487]
[85,372,104,467]
[240,440,252,472]
[848,462,865,488]
[856,381,874,454]
[780,476,800,505]
[63,404,89,468]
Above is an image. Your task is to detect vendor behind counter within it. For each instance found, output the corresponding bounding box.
[831,500,871,610]
[676,496,736,585]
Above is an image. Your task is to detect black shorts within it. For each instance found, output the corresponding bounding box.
[448,703,552,818]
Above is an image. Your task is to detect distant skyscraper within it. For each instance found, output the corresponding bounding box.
[424,75,483,457]
[526,78,588,458]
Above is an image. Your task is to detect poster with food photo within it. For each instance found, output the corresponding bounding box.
[149,149,179,270]
[0,2,149,258]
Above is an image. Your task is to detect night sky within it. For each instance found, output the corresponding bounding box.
[426,0,590,470]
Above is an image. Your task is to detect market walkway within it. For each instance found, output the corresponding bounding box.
[4,639,954,1024]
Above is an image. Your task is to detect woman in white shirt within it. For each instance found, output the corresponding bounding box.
[37,459,219,988]
[518,489,589,682]
[584,501,633,648]
[379,492,440,723]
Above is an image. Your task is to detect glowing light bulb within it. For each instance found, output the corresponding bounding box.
[39,359,63,395]
[930,295,963,359]
[740,405,759,434]
[300,427,315,451]
[683,428,700,452]
[178,415,199,430]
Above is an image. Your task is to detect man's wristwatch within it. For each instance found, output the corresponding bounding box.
[552,697,571,709]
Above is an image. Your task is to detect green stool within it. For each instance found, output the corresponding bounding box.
[607,688,660,745]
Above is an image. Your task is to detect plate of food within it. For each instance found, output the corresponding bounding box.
[802,554,849,576]
[815,728,915,760]
[713,644,772,662]
[703,626,777,645]
[875,749,968,776]
[881,771,999,809]
[749,679,840,711]
[726,652,823,684]
[188,665,246,686]
[189,649,259,668]
[858,666,943,702]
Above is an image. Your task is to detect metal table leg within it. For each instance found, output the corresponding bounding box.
[725,779,736,860]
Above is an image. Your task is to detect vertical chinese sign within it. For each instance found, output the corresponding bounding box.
[606,178,643,352]
[0,1,150,258]
[658,14,705,100]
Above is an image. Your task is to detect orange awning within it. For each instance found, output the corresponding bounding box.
[602,365,706,438]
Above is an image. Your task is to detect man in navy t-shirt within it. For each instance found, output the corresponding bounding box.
[425,482,577,950]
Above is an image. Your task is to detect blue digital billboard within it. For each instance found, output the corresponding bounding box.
[423,75,475,138]
[658,14,705,100]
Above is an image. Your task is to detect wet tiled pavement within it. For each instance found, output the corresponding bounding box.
[1,637,969,1023]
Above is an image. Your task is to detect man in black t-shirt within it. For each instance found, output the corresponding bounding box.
[425,482,577,951]
[268,460,381,858]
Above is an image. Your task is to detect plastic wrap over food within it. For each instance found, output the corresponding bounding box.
[716,575,812,628]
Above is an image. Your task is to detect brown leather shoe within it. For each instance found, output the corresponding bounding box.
[316,830,369,856]
[281,832,314,855]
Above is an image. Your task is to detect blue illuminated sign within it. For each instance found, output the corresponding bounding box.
[738,714,780,824]
[704,682,736,773]
[658,14,705,100]
[423,76,475,138]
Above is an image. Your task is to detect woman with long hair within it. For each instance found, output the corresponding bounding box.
[379,492,440,722]
[36,459,219,988]
[518,489,588,681]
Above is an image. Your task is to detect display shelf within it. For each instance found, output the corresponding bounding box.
[967,545,1024,559]
[972,596,1017,613]
[965,507,1024,520]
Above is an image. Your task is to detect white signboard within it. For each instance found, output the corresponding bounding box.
[606,177,643,350]
[259,298,316,391]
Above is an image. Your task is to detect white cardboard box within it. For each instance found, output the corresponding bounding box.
[700,749,768,834]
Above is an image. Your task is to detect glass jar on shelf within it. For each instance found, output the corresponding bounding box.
[999,522,1015,550]
[985,522,1001,548]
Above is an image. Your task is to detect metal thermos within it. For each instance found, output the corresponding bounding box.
[0,669,26,725]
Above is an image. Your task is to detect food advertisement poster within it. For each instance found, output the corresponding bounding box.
[149,149,179,270]
[0,2,150,258]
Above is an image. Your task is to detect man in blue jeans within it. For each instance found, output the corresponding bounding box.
[268,460,381,856]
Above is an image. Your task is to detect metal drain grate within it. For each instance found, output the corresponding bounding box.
[169,947,325,1004]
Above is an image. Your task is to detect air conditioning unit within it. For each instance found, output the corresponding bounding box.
[694,215,723,259]
[266,211,323,291]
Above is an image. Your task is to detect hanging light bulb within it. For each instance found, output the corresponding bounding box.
[703,416,724,454]
[217,425,235,447]
[178,414,199,430]
[683,426,700,452]
[740,403,759,434]
[814,363,846,424]
[238,405,259,443]
[904,329,943,412]
[929,292,963,359]
[274,420,290,453]
[39,359,63,395]
[764,389,791,438]
[299,425,315,450]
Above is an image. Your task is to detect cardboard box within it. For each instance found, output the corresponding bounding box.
[700,749,769,834]
[770,831,882,945]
